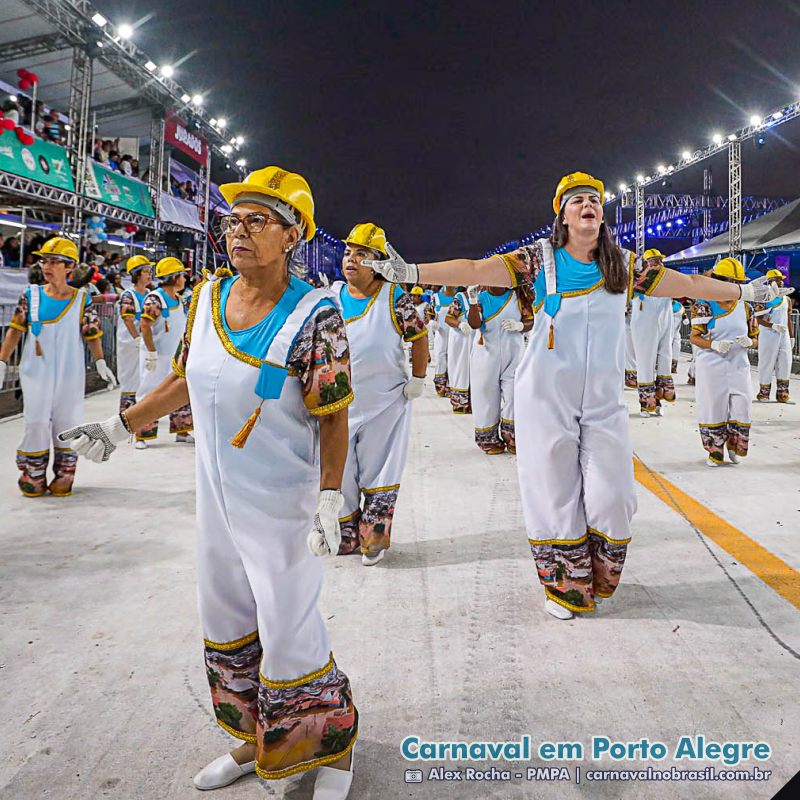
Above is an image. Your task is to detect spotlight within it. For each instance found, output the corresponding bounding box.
[636,174,644,183]
[618,183,628,192]
[160,65,174,78]
[180,93,190,103]
[192,94,203,106]
[92,13,107,27]
[727,133,736,142]
[145,61,156,72]
[118,23,133,39]
[749,114,761,126]
[681,150,691,160]
[712,133,723,145]
[217,118,226,129]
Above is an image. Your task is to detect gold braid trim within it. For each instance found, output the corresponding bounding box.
[255,729,358,781]
[545,588,596,613]
[528,533,589,547]
[343,287,380,324]
[203,629,259,651]
[307,391,353,416]
[361,483,400,495]
[258,651,334,689]
[586,526,632,546]
[498,254,521,288]
[215,718,257,743]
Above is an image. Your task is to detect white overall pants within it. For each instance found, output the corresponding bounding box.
[447,292,474,411]
[758,297,791,399]
[333,281,412,556]
[470,291,525,453]
[16,287,87,494]
[631,293,675,410]
[432,294,451,395]
[517,242,636,614]
[116,288,143,411]
[624,307,637,383]
[186,278,356,780]
[695,302,752,459]
[136,289,189,439]
[672,305,684,366]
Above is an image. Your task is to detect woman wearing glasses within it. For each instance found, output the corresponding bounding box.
[364,171,789,620]
[60,167,358,798]
[331,223,428,564]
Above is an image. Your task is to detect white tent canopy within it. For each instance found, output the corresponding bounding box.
[667,198,800,262]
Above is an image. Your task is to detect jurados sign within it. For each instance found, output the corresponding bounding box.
[165,111,208,166]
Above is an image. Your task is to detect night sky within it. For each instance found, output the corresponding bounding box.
[98,0,800,260]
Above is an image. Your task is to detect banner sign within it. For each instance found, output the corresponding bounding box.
[84,159,155,217]
[165,111,208,165]
[0,134,75,191]
[774,254,791,282]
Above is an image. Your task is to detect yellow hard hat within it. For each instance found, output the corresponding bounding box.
[126,254,154,274]
[766,268,784,281]
[410,286,424,296]
[643,248,666,260]
[155,257,187,279]
[33,236,79,263]
[712,257,746,283]
[219,166,316,240]
[552,172,605,215]
[343,222,387,257]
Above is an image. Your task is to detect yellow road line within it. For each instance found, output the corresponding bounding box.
[633,458,800,610]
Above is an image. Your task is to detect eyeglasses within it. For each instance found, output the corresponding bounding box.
[218,212,288,236]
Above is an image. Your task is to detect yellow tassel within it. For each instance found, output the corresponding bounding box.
[230,402,263,448]
[35,338,42,357]
[547,321,555,350]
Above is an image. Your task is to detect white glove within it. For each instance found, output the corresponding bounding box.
[403,375,425,400]
[791,337,796,349]
[773,323,788,335]
[467,285,480,304]
[362,243,419,284]
[710,339,733,355]
[0,360,7,386]
[735,335,752,348]
[131,333,142,345]
[306,490,344,557]
[319,273,330,288]
[458,320,473,336]
[58,414,130,463]
[95,358,118,386]
[740,276,793,303]
[501,319,525,332]
[428,318,440,332]
[144,350,158,372]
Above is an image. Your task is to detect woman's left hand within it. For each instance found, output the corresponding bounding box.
[95,358,118,386]
[307,490,344,556]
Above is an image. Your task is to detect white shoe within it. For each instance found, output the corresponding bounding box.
[655,404,665,416]
[728,450,740,464]
[313,749,354,799]
[193,753,255,791]
[135,440,148,450]
[361,549,385,566]
[639,409,657,418]
[176,433,195,444]
[544,598,574,620]
[706,456,722,468]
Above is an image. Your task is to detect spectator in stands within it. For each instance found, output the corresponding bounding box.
[2,236,21,268]
[130,159,140,179]
[108,151,121,171]
[2,98,20,124]
[119,155,134,177]
[44,111,63,144]
[28,261,45,285]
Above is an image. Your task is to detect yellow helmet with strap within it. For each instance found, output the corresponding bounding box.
[219,166,316,240]
[343,222,387,257]
[712,257,746,283]
[765,268,784,281]
[553,172,605,215]
[643,248,666,260]
[155,257,187,279]
[33,236,79,263]
[126,254,154,274]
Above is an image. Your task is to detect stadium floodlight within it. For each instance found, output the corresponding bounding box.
[9,94,17,102]
[210,118,218,126]
[181,93,190,103]
[712,133,723,145]
[118,23,133,39]
[749,114,761,126]
[618,183,627,192]
[235,136,244,145]
[221,144,233,154]
[236,158,247,167]
[160,65,174,78]
[657,164,666,173]
[191,94,203,106]
[145,61,156,72]
[681,150,691,160]
[727,133,737,141]
[92,13,107,27]
[636,174,644,183]
[217,118,226,129]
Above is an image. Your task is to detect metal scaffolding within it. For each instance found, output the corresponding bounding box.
[635,183,645,257]
[728,140,742,257]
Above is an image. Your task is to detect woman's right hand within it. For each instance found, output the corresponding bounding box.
[144,351,158,372]
[58,414,131,462]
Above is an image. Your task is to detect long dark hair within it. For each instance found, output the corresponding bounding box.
[550,215,628,294]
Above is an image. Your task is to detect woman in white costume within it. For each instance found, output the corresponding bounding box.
[364,171,789,620]
[135,257,193,447]
[60,167,358,798]
[426,285,457,397]
[690,258,760,466]
[0,236,116,497]
[116,254,153,414]
[756,269,793,403]
[444,288,474,412]
[332,223,429,565]
[671,299,685,374]
[631,249,676,416]
[465,284,533,454]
